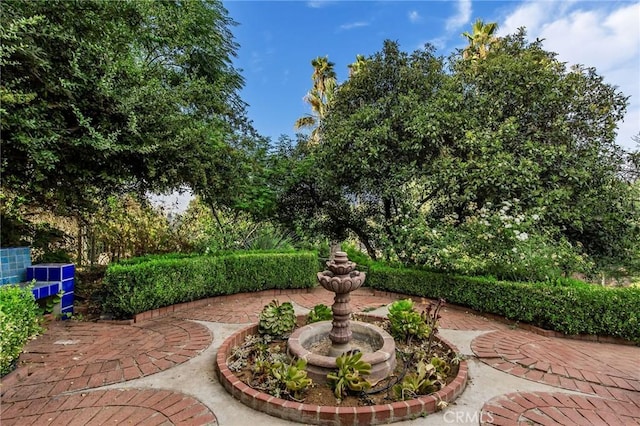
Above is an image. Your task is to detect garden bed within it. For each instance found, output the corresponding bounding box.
[216,314,468,425]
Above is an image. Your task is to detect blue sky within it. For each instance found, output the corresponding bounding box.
[224,0,639,151]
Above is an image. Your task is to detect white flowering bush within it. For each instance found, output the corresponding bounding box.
[393,201,593,282]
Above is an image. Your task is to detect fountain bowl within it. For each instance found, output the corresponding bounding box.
[287,320,396,385]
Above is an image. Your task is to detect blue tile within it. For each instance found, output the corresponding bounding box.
[40,285,50,298]
[62,279,74,292]
[35,268,48,281]
[61,293,74,308]
[49,267,61,281]
[61,305,74,318]
[32,288,39,299]
[62,265,74,280]
[49,283,60,295]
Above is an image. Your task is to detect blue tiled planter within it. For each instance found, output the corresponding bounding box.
[0,247,31,285]
[27,263,75,317]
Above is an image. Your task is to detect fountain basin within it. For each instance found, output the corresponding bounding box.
[288,320,396,385]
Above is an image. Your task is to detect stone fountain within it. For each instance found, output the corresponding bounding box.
[288,251,396,384]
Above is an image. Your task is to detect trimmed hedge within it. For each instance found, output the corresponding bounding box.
[367,265,640,342]
[102,251,318,318]
[0,284,43,376]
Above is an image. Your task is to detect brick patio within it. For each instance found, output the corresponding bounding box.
[1,287,638,425]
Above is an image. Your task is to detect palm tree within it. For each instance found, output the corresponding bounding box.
[294,56,337,143]
[348,54,367,77]
[462,19,499,60]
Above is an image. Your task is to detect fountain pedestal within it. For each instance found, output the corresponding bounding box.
[317,251,365,355]
[288,251,396,384]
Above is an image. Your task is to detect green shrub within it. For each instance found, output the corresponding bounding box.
[0,284,43,376]
[367,265,640,342]
[102,251,318,318]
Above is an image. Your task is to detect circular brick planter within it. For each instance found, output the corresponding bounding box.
[215,318,468,425]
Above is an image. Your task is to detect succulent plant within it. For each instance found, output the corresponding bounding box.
[271,358,313,400]
[326,350,372,401]
[306,304,333,324]
[388,299,431,343]
[258,299,296,338]
[392,358,446,400]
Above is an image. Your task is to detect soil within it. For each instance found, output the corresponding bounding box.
[228,317,460,407]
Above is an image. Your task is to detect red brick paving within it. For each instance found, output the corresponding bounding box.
[481,392,640,426]
[1,318,211,403]
[1,287,638,425]
[471,329,640,403]
[0,389,217,426]
[173,287,509,332]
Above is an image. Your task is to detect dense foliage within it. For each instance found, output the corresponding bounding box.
[101,251,318,318]
[367,264,640,342]
[0,285,43,376]
[272,33,638,278]
[1,0,255,234]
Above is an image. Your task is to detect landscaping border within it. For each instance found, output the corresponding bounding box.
[215,316,468,425]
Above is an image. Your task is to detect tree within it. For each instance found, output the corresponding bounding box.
[348,54,368,77]
[294,56,337,143]
[462,19,499,60]
[275,32,636,267]
[1,0,249,218]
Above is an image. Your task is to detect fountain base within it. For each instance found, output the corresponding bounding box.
[287,320,396,385]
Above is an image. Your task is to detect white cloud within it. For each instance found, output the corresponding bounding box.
[409,10,422,23]
[339,21,369,31]
[500,1,640,150]
[307,1,334,9]
[445,0,472,32]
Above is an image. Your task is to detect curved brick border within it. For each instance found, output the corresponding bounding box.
[1,318,212,403]
[0,388,217,426]
[480,391,640,425]
[471,330,640,402]
[215,318,468,425]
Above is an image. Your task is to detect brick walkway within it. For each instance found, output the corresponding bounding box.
[471,330,640,403]
[1,287,639,425]
[481,391,640,426]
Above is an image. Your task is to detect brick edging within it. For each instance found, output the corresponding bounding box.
[369,289,636,346]
[215,318,468,425]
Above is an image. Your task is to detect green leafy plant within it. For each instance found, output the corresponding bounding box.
[271,358,313,401]
[306,304,332,324]
[388,299,431,343]
[392,357,448,400]
[368,265,640,342]
[0,284,44,376]
[259,300,296,338]
[38,290,64,316]
[327,350,372,401]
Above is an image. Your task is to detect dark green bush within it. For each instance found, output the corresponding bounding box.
[0,284,43,376]
[102,251,318,318]
[367,265,640,342]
